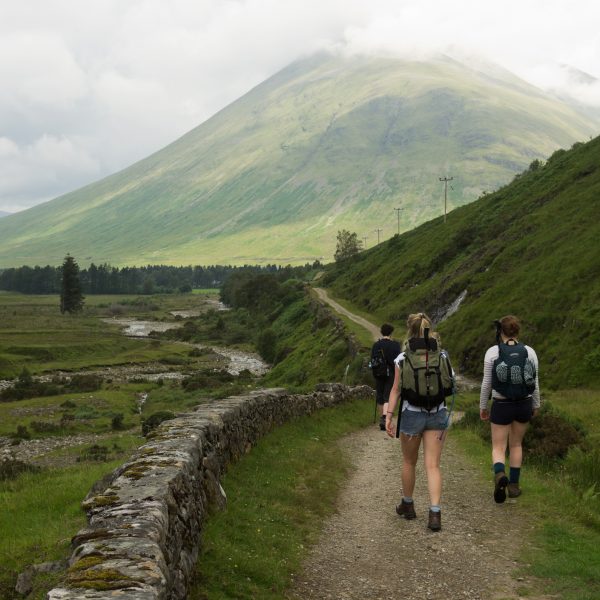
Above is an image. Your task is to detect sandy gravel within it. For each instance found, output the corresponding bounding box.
[289,425,543,600]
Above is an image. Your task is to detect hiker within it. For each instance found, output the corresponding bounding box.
[370,324,402,430]
[480,315,540,503]
[385,313,454,532]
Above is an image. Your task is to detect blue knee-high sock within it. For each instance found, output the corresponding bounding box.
[493,462,505,474]
[509,467,521,484]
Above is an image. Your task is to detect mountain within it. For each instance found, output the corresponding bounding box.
[0,211,11,218]
[321,135,600,388]
[0,52,598,268]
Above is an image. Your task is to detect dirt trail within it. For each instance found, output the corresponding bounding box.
[290,288,543,599]
[289,427,536,600]
[313,287,380,341]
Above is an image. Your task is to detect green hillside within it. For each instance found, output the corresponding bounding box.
[0,53,598,267]
[321,136,600,388]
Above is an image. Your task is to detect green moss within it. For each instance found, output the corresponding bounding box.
[69,556,105,571]
[87,494,120,508]
[67,566,137,590]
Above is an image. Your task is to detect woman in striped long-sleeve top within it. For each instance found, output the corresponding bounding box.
[480,315,540,503]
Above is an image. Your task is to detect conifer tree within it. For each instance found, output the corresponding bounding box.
[60,254,85,313]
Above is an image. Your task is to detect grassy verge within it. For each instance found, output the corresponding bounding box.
[189,396,372,599]
[453,388,600,600]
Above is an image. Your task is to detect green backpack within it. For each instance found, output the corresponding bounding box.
[400,336,454,410]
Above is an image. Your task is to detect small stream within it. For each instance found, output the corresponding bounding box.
[0,314,268,390]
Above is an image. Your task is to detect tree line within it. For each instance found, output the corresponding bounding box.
[0,261,320,295]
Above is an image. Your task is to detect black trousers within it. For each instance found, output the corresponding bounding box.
[375,374,394,405]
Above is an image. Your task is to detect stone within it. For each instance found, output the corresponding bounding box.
[46,385,371,600]
[15,567,34,596]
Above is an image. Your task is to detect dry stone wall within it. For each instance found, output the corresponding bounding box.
[47,384,371,600]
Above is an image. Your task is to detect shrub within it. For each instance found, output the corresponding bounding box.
[12,425,31,440]
[142,411,176,436]
[77,444,110,462]
[60,399,77,408]
[30,420,61,433]
[111,413,125,430]
[68,374,103,392]
[257,328,277,363]
[0,458,40,480]
[524,403,586,464]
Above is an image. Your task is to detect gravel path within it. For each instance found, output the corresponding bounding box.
[289,426,541,600]
[313,288,380,341]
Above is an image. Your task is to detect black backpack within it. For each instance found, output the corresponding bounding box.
[492,341,536,400]
[369,347,390,379]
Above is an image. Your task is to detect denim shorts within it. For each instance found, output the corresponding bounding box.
[399,408,449,436]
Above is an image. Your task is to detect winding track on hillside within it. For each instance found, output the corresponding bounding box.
[289,288,545,600]
[313,288,380,340]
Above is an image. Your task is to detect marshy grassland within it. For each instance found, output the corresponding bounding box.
[0,289,261,598]
[0,277,362,599]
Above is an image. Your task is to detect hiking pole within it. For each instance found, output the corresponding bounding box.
[374,391,378,424]
[424,327,431,398]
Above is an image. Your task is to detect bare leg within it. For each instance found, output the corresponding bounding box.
[422,430,444,506]
[491,423,510,466]
[400,433,421,498]
[508,421,529,468]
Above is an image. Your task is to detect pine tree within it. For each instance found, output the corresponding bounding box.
[60,254,85,313]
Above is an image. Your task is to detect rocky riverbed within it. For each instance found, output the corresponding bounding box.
[1,315,269,391]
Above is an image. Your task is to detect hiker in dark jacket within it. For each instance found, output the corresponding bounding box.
[480,315,540,503]
[371,323,402,430]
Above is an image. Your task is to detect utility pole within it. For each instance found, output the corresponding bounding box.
[374,228,382,245]
[362,236,368,249]
[439,176,453,223]
[394,207,404,236]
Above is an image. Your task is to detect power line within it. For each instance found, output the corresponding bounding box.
[362,236,368,249]
[374,228,383,244]
[394,207,404,236]
[439,176,453,223]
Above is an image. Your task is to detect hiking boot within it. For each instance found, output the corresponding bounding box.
[396,499,416,520]
[507,483,521,498]
[494,471,509,504]
[379,415,386,431]
[428,509,441,531]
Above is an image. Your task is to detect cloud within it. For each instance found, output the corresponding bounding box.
[0,134,100,212]
[0,0,599,212]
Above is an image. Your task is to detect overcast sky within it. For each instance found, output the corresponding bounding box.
[1,0,599,214]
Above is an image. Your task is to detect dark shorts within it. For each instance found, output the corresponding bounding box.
[375,375,394,405]
[490,397,533,425]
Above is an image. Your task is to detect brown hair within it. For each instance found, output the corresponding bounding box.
[406,312,437,340]
[499,315,521,338]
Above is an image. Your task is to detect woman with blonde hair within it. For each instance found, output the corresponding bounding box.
[480,315,540,502]
[385,312,454,531]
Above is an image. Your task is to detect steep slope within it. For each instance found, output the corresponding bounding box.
[0,52,598,267]
[322,136,600,388]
